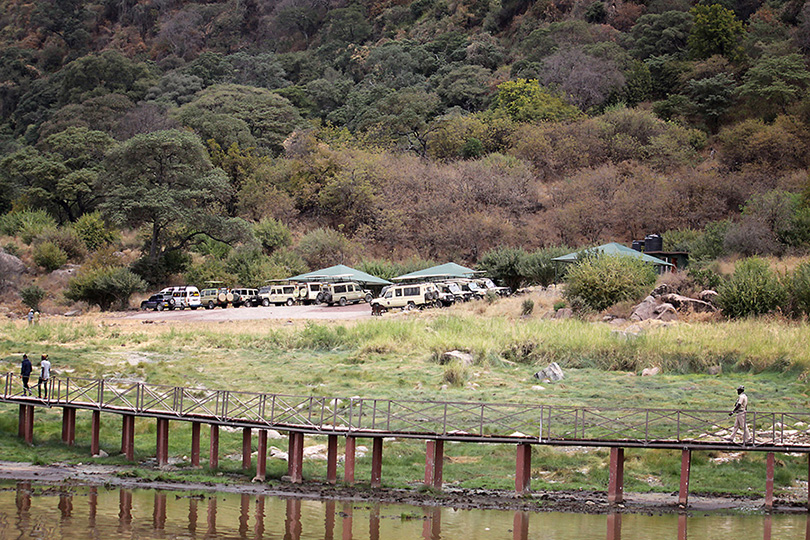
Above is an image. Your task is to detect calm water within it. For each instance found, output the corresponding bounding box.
[0,482,808,540]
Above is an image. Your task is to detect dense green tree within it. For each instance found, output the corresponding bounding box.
[100,130,243,263]
[434,65,492,111]
[687,73,737,132]
[58,51,157,105]
[491,79,581,122]
[629,11,694,60]
[737,54,810,118]
[323,8,372,44]
[688,5,745,61]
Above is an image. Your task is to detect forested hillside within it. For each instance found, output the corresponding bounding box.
[1,0,809,296]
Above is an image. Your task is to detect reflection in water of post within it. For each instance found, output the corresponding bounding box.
[606,512,621,540]
[513,510,529,540]
[118,489,132,533]
[764,514,771,540]
[88,486,97,529]
[369,504,381,540]
[806,513,810,540]
[678,513,687,540]
[207,496,217,537]
[255,495,266,539]
[285,498,302,540]
[324,499,336,540]
[188,497,198,536]
[58,493,73,522]
[422,506,441,540]
[16,481,31,537]
[342,502,353,540]
[239,493,250,537]
[153,491,167,530]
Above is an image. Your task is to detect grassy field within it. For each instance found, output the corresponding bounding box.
[1,293,809,500]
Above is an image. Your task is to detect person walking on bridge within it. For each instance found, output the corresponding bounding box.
[37,354,51,399]
[728,385,751,444]
[21,354,32,396]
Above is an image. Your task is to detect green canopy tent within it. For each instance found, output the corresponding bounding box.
[287,264,392,286]
[392,262,479,281]
[552,243,674,268]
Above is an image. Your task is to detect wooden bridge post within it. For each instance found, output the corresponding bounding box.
[807,454,810,510]
[326,435,338,484]
[90,410,101,456]
[370,438,383,488]
[515,443,532,494]
[121,415,135,461]
[190,421,200,467]
[424,440,445,489]
[607,447,625,504]
[18,405,24,438]
[765,452,775,510]
[287,431,304,483]
[344,436,356,484]
[19,405,34,443]
[255,429,268,481]
[209,425,219,470]
[679,449,691,507]
[156,418,169,466]
[61,407,76,446]
[242,427,252,471]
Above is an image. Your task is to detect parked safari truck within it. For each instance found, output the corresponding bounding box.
[160,286,201,310]
[370,282,440,313]
[259,284,298,306]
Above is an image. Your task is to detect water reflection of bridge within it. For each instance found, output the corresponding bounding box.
[4,374,810,510]
[10,482,807,540]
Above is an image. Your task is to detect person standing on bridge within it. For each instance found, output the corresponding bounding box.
[38,354,51,399]
[728,385,751,444]
[21,354,32,396]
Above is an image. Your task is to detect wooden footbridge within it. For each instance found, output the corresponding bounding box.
[3,373,810,509]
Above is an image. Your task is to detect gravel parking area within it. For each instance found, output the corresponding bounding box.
[127,302,372,322]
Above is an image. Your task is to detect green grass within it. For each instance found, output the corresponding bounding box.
[1,312,809,498]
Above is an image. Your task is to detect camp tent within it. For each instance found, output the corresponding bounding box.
[552,243,674,267]
[392,262,478,281]
[287,264,392,285]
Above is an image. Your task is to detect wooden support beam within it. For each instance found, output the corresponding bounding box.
[18,405,25,439]
[424,440,445,489]
[679,448,691,507]
[255,430,268,481]
[242,427,252,471]
[90,410,101,456]
[121,415,135,461]
[190,421,200,467]
[608,447,625,504]
[326,435,338,484]
[765,452,775,510]
[287,432,304,483]
[209,425,219,470]
[344,436,356,484]
[20,405,34,444]
[370,438,383,488]
[156,418,169,466]
[61,407,76,446]
[515,443,532,494]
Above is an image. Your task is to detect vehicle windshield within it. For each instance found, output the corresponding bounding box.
[446,283,461,293]
[482,278,496,288]
[467,282,482,291]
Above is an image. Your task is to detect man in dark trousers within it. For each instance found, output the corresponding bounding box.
[21,354,32,396]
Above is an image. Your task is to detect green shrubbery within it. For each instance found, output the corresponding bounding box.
[32,241,68,271]
[790,262,810,317]
[64,266,147,310]
[72,211,117,251]
[563,254,657,312]
[717,258,787,318]
[19,285,45,310]
[478,246,572,290]
[0,210,56,244]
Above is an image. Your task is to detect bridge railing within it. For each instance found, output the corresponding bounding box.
[3,373,809,446]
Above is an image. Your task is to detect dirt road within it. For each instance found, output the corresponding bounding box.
[126,302,373,322]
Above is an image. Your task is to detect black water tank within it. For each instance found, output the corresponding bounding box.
[644,234,663,252]
[631,240,644,252]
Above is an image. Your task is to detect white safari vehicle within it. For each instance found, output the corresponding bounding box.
[160,286,201,310]
[259,284,299,306]
[370,282,440,313]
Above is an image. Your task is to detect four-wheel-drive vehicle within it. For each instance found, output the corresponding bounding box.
[258,284,298,306]
[477,278,512,297]
[140,292,174,311]
[296,282,322,305]
[370,282,440,313]
[231,288,260,307]
[317,282,373,306]
[161,286,201,310]
[200,287,236,309]
[435,283,459,306]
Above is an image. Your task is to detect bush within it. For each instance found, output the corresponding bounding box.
[563,254,657,312]
[790,261,810,317]
[131,251,192,286]
[443,359,470,386]
[64,266,147,311]
[72,211,117,251]
[688,265,722,290]
[518,246,572,287]
[0,209,57,244]
[35,228,86,261]
[253,218,292,255]
[33,241,68,272]
[296,228,358,269]
[717,257,787,318]
[521,298,535,315]
[226,247,285,288]
[478,247,527,291]
[20,285,45,310]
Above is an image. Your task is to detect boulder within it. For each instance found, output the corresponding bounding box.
[0,250,25,278]
[630,296,657,321]
[650,283,672,297]
[707,365,722,375]
[659,293,716,313]
[653,303,678,321]
[440,350,474,366]
[641,367,660,377]
[554,308,573,319]
[699,290,718,304]
[608,318,627,326]
[534,362,564,382]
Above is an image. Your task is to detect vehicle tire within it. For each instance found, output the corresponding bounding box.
[406,301,416,311]
[316,292,324,304]
[262,298,270,307]
[365,293,373,303]
[157,303,164,311]
[231,293,240,306]
[191,306,198,310]
[339,297,347,306]
[140,303,147,311]
[207,301,215,309]
[286,298,294,306]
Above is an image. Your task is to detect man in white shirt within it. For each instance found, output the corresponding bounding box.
[728,385,750,444]
[38,354,51,399]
